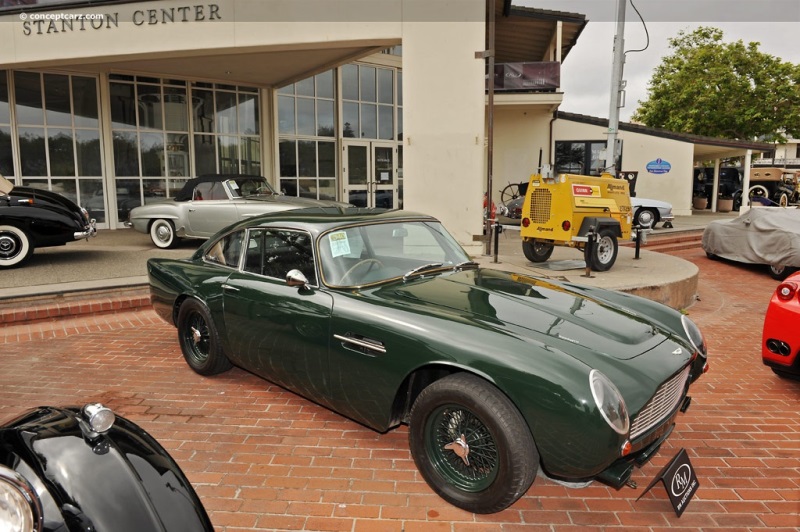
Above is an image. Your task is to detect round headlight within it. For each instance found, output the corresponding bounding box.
[0,466,42,532]
[82,403,115,434]
[681,315,707,357]
[589,370,630,435]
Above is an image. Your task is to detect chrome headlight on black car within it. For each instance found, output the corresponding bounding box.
[0,466,42,532]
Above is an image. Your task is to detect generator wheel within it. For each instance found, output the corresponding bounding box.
[585,229,618,272]
[522,240,554,263]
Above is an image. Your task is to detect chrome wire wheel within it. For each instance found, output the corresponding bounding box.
[425,405,499,492]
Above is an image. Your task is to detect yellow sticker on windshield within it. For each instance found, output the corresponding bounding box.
[328,231,351,258]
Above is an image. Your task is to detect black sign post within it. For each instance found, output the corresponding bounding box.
[636,448,699,517]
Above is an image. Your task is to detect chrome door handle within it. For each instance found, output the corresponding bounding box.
[221,284,239,292]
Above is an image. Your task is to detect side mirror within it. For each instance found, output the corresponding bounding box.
[286,269,309,287]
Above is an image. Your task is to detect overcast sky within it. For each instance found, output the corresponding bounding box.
[518,0,800,121]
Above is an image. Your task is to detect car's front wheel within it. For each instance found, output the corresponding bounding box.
[150,219,180,249]
[585,229,618,271]
[522,240,554,263]
[0,225,33,268]
[177,298,232,376]
[768,264,797,281]
[409,373,538,514]
[634,208,658,229]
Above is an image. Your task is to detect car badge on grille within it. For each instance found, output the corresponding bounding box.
[672,347,683,355]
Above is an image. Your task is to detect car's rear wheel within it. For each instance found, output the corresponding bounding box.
[522,240,554,263]
[177,298,232,376]
[777,192,789,207]
[408,373,538,514]
[0,225,33,268]
[634,208,658,229]
[768,264,797,281]
[150,219,180,249]
[585,229,618,271]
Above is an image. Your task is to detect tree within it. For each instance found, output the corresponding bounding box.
[632,27,800,142]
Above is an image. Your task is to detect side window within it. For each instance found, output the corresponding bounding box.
[208,181,228,200]
[242,229,316,284]
[193,182,212,200]
[205,230,244,267]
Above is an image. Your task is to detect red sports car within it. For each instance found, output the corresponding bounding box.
[762,271,800,379]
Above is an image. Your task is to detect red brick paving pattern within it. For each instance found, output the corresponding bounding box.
[1,246,798,531]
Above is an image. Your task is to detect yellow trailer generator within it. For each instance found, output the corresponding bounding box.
[519,172,633,271]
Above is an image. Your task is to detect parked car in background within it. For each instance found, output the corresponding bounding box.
[147,208,708,514]
[0,174,96,268]
[500,195,674,230]
[702,208,800,280]
[694,167,743,209]
[126,174,350,248]
[762,270,800,379]
[0,403,213,532]
[630,196,675,229]
[748,167,800,207]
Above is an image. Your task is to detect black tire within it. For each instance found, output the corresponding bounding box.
[705,252,718,260]
[772,368,800,380]
[177,298,232,376]
[150,219,180,249]
[585,229,618,272]
[768,265,796,281]
[634,208,658,229]
[522,240,554,263]
[0,225,33,268]
[408,373,538,514]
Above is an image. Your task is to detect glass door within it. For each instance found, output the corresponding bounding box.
[342,141,397,208]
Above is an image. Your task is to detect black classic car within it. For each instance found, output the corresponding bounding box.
[0,403,213,531]
[0,174,96,268]
[148,208,709,513]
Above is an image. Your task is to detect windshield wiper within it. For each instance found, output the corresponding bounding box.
[454,261,479,271]
[403,262,444,281]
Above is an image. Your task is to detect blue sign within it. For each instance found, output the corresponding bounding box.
[646,158,672,174]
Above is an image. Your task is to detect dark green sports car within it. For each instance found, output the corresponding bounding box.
[147,208,709,514]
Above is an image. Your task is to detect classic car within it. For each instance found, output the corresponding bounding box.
[0,174,96,268]
[762,271,800,379]
[0,403,213,531]
[702,208,800,280]
[748,167,800,208]
[147,208,709,514]
[500,195,674,230]
[694,167,743,209]
[126,174,349,248]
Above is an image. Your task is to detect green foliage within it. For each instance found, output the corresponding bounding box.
[632,27,800,142]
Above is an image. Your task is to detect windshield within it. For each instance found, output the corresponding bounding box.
[226,177,277,198]
[318,221,471,287]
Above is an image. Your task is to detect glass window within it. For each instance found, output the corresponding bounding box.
[140,132,164,177]
[378,106,393,140]
[316,70,334,99]
[205,230,244,268]
[48,128,75,176]
[110,82,137,129]
[0,70,10,125]
[342,102,358,138]
[318,141,335,177]
[360,66,376,103]
[18,127,46,176]
[14,71,44,125]
[360,103,377,138]
[44,74,72,127]
[298,140,316,178]
[193,89,215,133]
[317,99,334,137]
[296,98,315,136]
[164,87,188,131]
[0,126,13,177]
[238,92,259,135]
[245,229,315,283]
[137,84,163,130]
[72,76,98,128]
[378,68,393,104]
[279,139,296,177]
[278,95,295,135]
[114,131,140,177]
[215,91,237,134]
[218,135,238,174]
[342,65,358,100]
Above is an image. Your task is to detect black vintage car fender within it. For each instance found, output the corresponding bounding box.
[0,405,213,532]
[0,175,96,268]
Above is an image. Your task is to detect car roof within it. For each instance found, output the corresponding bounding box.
[174,174,264,201]
[217,207,440,236]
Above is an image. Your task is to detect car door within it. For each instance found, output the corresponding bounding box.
[222,227,335,402]
[186,181,239,237]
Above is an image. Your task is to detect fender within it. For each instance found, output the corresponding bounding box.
[577,217,622,238]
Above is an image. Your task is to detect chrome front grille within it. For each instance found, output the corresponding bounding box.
[630,366,690,439]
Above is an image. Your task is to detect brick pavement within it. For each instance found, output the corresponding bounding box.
[1,246,798,531]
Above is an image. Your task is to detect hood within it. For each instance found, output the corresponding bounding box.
[370,268,668,362]
[0,406,213,532]
[10,186,83,212]
[631,197,671,210]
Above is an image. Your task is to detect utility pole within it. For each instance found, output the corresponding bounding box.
[605,0,626,174]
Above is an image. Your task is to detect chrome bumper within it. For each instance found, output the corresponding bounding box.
[74,219,97,240]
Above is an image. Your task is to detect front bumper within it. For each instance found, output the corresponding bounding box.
[74,219,97,240]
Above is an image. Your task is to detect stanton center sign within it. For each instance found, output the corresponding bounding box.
[20,4,222,36]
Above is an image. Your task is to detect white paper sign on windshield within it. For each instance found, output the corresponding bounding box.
[328,231,351,258]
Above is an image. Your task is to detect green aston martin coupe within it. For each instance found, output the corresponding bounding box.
[147,208,709,514]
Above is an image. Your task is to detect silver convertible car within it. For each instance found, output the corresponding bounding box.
[126,174,349,248]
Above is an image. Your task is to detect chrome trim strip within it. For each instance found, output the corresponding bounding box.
[333,334,386,354]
